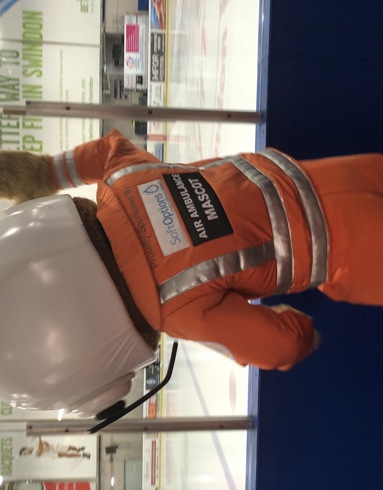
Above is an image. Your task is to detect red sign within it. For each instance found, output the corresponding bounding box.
[44,483,91,490]
[125,24,140,53]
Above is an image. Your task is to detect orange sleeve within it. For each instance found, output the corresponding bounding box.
[49,129,161,189]
[104,129,161,170]
[163,291,316,371]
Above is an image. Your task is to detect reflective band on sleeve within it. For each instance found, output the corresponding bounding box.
[106,163,199,185]
[259,149,328,287]
[159,241,275,304]
[52,154,71,189]
[65,149,86,187]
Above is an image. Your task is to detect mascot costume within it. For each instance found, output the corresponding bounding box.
[1,128,383,416]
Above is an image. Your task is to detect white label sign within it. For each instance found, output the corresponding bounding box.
[138,179,190,256]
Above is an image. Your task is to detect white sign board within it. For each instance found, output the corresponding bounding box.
[1,433,97,480]
[0,2,101,153]
[124,13,148,90]
[0,0,101,44]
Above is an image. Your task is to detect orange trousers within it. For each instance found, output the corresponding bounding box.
[300,153,383,306]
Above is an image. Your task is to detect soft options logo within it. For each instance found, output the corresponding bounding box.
[143,184,159,194]
[138,179,190,256]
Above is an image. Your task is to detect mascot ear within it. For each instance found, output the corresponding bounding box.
[0,150,57,203]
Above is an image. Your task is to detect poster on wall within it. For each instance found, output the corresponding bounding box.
[0,2,101,153]
[124,13,148,91]
[0,433,98,481]
[142,437,159,490]
[4,481,96,489]
[43,483,96,490]
[146,0,167,159]
[149,0,166,30]
[150,32,165,83]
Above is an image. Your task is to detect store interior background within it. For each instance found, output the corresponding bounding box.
[102,0,144,144]
[2,0,383,489]
[100,1,259,489]
[0,0,259,489]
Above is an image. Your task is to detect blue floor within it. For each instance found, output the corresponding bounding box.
[254,1,383,489]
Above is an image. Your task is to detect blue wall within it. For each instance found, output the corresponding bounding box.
[257,1,383,489]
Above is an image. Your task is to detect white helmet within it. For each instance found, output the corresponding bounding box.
[0,195,156,416]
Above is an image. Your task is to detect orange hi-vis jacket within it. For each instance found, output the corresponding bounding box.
[49,129,383,370]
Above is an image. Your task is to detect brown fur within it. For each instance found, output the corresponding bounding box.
[0,150,57,203]
[73,197,160,350]
[0,150,159,351]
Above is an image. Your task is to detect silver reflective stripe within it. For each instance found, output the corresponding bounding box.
[106,163,199,185]
[159,241,275,304]
[200,156,293,292]
[106,156,293,295]
[202,156,294,294]
[65,149,85,187]
[224,156,293,292]
[52,154,70,189]
[259,149,328,287]
[106,154,327,301]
